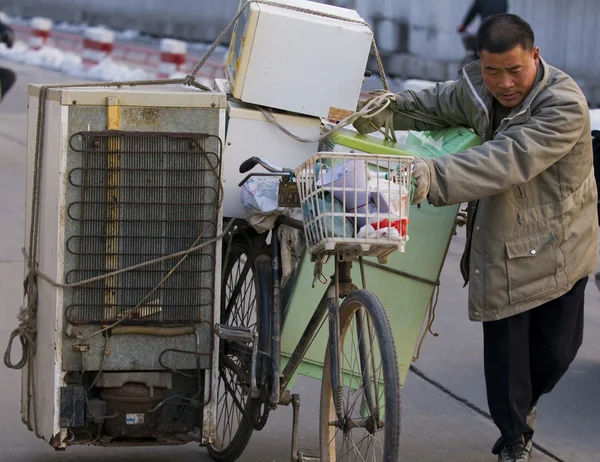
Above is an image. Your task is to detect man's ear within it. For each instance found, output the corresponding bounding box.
[532,47,540,65]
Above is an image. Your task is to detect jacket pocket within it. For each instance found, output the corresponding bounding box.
[505,231,559,304]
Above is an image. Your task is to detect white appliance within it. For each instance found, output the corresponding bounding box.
[214,79,321,218]
[22,85,226,449]
[225,0,372,120]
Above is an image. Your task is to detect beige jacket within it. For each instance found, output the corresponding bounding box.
[392,58,598,321]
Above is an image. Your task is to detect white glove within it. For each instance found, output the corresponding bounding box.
[411,157,431,205]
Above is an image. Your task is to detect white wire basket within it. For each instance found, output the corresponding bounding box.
[294,152,414,262]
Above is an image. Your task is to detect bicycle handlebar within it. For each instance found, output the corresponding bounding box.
[239,156,291,174]
[239,157,260,174]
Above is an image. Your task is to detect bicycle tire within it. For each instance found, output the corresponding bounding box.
[319,289,401,462]
[207,230,272,462]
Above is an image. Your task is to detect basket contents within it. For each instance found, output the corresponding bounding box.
[295,152,413,258]
[356,217,409,240]
[302,190,355,239]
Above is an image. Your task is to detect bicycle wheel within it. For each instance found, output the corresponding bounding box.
[208,231,272,462]
[319,289,401,462]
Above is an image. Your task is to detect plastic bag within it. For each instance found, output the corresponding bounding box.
[241,178,302,233]
[302,191,354,241]
[241,177,304,283]
[316,159,369,211]
[357,218,409,241]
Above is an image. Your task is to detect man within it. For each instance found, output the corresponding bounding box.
[592,131,600,283]
[592,130,600,224]
[354,14,598,462]
[0,20,15,101]
[458,0,508,33]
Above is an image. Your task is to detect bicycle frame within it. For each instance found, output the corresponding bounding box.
[233,157,382,424]
[267,217,359,422]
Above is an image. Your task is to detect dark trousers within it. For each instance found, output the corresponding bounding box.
[483,277,587,454]
[0,67,15,99]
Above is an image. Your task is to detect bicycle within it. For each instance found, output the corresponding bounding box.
[208,152,413,461]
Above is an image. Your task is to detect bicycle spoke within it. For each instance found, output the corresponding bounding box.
[345,316,371,419]
[352,432,372,461]
[323,293,397,462]
[212,250,259,452]
[342,321,364,415]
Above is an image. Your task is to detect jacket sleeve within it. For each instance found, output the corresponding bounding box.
[462,0,482,28]
[423,95,588,206]
[392,79,472,131]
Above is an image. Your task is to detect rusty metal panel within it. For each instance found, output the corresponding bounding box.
[59,386,86,428]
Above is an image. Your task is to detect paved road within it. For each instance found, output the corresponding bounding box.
[0,58,597,461]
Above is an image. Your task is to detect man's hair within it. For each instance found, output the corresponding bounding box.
[477,14,535,53]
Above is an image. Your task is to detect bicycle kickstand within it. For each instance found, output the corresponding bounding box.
[280,392,319,461]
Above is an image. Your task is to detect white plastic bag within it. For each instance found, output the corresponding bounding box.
[240,177,304,283]
[240,178,284,233]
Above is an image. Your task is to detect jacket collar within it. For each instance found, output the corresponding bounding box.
[462,56,550,122]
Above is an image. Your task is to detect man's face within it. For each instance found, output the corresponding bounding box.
[480,45,540,108]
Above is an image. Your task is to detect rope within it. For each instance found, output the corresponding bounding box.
[24,219,235,290]
[244,94,446,144]
[412,284,440,362]
[245,90,447,144]
[196,1,446,143]
[250,94,395,143]
[190,0,390,91]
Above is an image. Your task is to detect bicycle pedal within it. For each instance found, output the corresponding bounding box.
[214,324,254,343]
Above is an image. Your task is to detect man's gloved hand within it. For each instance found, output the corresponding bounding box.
[411,157,431,205]
[352,92,395,135]
[452,209,468,236]
[0,23,14,49]
[456,209,467,227]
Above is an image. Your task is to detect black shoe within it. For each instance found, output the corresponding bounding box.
[497,440,532,462]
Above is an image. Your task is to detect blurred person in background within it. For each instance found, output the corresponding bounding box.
[458,0,509,34]
[458,0,509,67]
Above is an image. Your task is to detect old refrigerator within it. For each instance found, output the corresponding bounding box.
[22,85,226,448]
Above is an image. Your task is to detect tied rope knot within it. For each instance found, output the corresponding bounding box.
[354,91,399,142]
[183,74,197,87]
[4,285,38,370]
[5,263,40,370]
